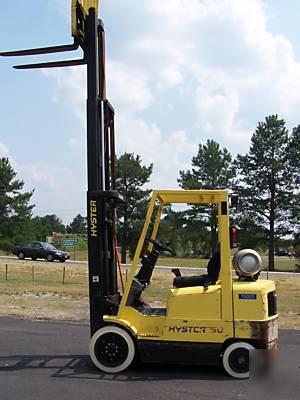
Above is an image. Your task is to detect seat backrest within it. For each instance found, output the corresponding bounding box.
[207,250,221,284]
[134,250,159,285]
[126,278,144,306]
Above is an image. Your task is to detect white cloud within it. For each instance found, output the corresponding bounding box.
[43,0,300,191]
[0,142,10,158]
[44,60,196,191]
[43,67,86,127]
[107,61,154,113]
[115,113,197,188]
[21,161,86,223]
[120,0,300,151]
[0,141,84,223]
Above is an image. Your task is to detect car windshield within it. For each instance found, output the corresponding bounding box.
[43,243,57,251]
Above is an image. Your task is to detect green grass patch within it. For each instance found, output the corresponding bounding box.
[157,256,298,272]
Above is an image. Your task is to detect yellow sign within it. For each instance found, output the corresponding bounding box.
[72,0,99,37]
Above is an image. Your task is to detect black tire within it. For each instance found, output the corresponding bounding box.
[46,254,54,262]
[18,252,25,260]
[31,257,37,261]
[59,259,66,263]
[89,326,135,373]
[222,342,255,379]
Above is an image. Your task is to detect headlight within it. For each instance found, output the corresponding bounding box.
[233,249,262,277]
[56,252,62,256]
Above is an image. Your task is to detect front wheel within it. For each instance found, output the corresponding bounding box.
[89,326,135,373]
[46,254,54,262]
[18,252,25,260]
[222,342,255,379]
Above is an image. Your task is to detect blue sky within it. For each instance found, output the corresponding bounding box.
[1,0,300,223]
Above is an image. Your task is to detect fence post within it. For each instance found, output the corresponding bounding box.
[62,266,66,285]
[5,264,8,281]
[32,265,35,282]
[125,269,128,282]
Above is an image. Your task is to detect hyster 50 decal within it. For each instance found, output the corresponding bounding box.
[90,200,98,237]
[168,326,223,334]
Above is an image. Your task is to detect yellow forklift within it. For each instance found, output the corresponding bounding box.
[1,1,278,379]
[90,189,278,379]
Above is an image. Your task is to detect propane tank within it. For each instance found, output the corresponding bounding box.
[233,249,262,277]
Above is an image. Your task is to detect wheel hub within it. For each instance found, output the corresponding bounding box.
[228,348,249,374]
[105,342,120,358]
[95,332,129,368]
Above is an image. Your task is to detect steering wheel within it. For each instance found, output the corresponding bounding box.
[147,238,174,254]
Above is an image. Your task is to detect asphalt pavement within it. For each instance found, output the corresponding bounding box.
[0,318,298,400]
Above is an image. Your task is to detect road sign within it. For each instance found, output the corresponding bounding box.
[61,238,79,247]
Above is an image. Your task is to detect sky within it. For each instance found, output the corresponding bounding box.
[0,0,300,224]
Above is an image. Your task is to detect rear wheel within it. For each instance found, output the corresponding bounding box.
[222,342,255,379]
[31,257,37,261]
[89,325,135,373]
[46,254,54,262]
[18,252,25,260]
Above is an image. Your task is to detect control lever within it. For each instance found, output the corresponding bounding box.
[172,268,181,277]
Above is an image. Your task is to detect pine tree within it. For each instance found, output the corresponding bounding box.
[32,214,66,242]
[178,139,235,254]
[235,115,295,271]
[0,157,34,250]
[115,153,153,263]
[66,214,87,234]
[287,124,300,258]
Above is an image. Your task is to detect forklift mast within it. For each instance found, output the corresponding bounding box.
[0,1,121,335]
[85,8,122,336]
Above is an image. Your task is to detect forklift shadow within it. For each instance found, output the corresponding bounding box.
[0,354,228,381]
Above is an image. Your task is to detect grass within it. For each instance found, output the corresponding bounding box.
[76,252,300,272]
[0,259,299,328]
[0,261,90,321]
[81,252,300,272]
[157,256,299,272]
[69,249,88,262]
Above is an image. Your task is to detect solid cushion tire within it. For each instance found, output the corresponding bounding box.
[89,325,135,373]
[222,342,255,379]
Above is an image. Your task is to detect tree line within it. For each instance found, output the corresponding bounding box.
[0,115,299,271]
[0,156,87,250]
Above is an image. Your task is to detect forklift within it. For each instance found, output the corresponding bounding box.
[1,1,278,379]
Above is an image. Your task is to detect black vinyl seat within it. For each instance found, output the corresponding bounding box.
[173,250,221,288]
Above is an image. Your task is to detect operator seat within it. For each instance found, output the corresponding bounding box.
[173,249,221,288]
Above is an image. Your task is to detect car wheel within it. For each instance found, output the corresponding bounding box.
[222,342,255,379]
[31,257,37,261]
[18,252,25,260]
[59,259,66,263]
[89,325,135,373]
[46,254,54,262]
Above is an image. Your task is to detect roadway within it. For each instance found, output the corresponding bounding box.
[0,318,298,400]
[0,256,298,278]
